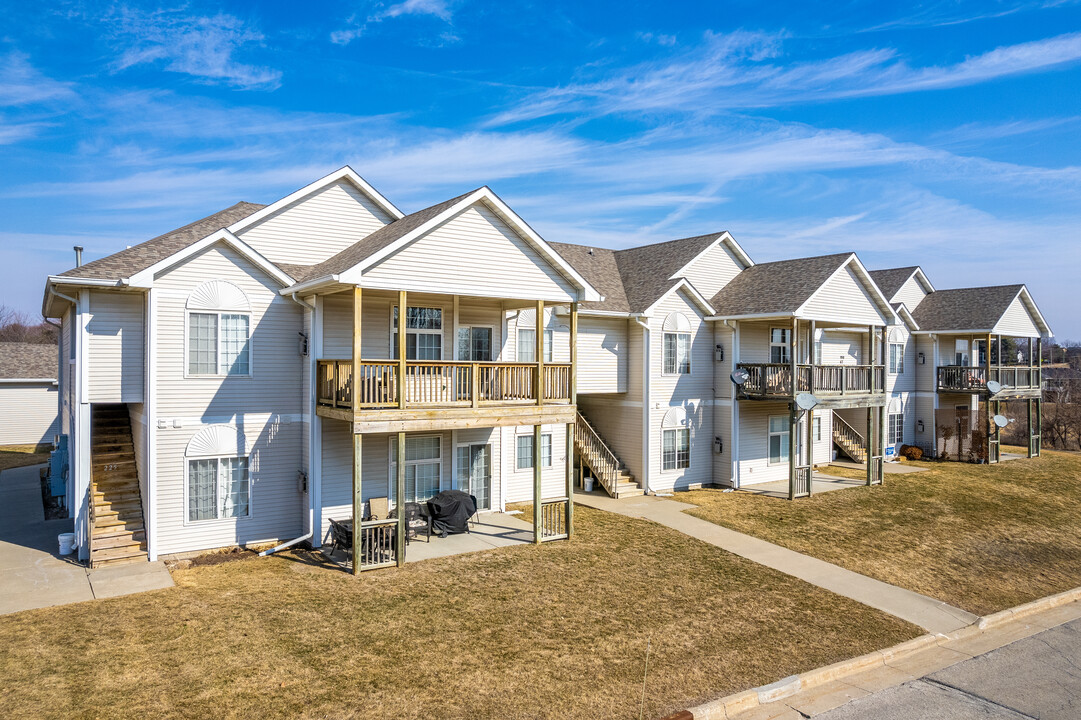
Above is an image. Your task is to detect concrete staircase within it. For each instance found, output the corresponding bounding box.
[89,405,147,568]
[574,412,643,498]
[832,413,868,464]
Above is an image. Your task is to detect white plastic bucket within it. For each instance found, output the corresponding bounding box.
[58,533,75,556]
[584,477,594,493]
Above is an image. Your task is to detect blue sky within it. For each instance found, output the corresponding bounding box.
[2,1,1079,337]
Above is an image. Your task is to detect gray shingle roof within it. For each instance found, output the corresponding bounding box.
[710,252,854,316]
[868,267,920,301]
[550,232,726,313]
[910,285,1025,332]
[0,343,57,380]
[294,189,480,283]
[58,202,265,281]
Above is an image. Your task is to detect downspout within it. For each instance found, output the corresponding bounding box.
[634,316,650,493]
[262,291,320,556]
[724,319,739,488]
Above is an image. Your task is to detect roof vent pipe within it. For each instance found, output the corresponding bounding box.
[73,246,84,267]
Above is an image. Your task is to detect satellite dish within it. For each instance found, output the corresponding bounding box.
[993,414,1009,428]
[986,380,1003,395]
[795,393,819,411]
[730,369,750,386]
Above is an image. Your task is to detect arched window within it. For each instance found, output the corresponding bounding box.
[185,425,250,522]
[662,312,691,375]
[186,280,252,377]
[888,327,905,375]
[887,397,904,445]
[661,406,690,471]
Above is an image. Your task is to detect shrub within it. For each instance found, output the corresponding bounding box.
[899,444,923,461]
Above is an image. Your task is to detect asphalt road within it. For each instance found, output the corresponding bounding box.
[819,617,1081,719]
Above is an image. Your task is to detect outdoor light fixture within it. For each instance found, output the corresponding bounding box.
[917,420,925,433]
[714,436,723,454]
[715,344,724,362]
[918,352,925,364]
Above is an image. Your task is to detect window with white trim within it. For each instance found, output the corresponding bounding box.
[889,344,904,374]
[888,413,904,444]
[187,456,249,522]
[517,328,553,362]
[663,333,691,374]
[813,416,822,442]
[662,428,690,471]
[457,326,493,361]
[770,328,790,364]
[187,312,251,376]
[516,433,552,470]
[768,415,790,465]
[393,307,443,360]
[389,435,441,504]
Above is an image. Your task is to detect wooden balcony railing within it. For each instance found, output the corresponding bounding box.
[317,360,572,410]
[737,363,886,399]
[936,366,1042,394]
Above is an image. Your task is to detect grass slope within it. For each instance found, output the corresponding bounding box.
[0,506,916,720]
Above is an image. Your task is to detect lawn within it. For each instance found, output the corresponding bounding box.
[0,443,50,472]
[0,506,917,720]
[682,450,1081,616]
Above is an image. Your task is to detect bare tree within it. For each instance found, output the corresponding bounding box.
[0,305,58,345]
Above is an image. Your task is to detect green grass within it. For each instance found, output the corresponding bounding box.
[0,506,917,720]
[682,450,1081,616]
[0,443,50,472]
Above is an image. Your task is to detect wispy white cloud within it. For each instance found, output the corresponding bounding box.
[489,31,1081,124]
[0,53,77,106]
[331,0,456,45]
[105,7,281,90]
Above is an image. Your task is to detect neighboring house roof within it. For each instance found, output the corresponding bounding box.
[292,190,478,283]
[869,267,921,300]
[710,252,856,316]
[57,202,265,281]
[550,232,727,313]
[892,303,920,331]
[910,285,1027,332]
[0,343,56,380]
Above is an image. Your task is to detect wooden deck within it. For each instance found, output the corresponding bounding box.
[936,365,1042,398]
[736,363,887,407]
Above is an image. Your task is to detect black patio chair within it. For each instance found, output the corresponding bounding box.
[390,502,432,544]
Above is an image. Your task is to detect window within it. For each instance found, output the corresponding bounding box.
[662,429,690,471]
[457,326,493,361]
[188,312,251,376]
[390,436,441,504]
[187,456,250,522]
[813,416,822,442]
[889,344,904,374]
[393,307,443,360]
[768,415,790,465]
[663,333,691,374]
[517,328,553,362]
[516,433,552,470]
[888,414,904,445]
[770,328,790,364]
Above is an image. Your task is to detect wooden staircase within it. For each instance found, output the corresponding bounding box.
[89,405,147,568]
[574,412,643,498]
[832,413,868,463]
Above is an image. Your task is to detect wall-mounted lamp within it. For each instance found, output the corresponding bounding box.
[916,420,925,433]
[714,436,723,454]
[715,344,724,363]
[918,352,925,365]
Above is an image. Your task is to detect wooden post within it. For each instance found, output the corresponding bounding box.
[790,317,798,396]
[809,319,817,367]
[397,290,407,409]
[536,300,545,406]
[866,406,874,486]
[1027,398,1034,458]
[396,431,406,567]
[868,324,875,392]
[570,302,578,406]
[806,407,814,498]
[1036,397,1042,457]
[565,422,574,537]
[788,405,797,501]
[986,332,993,463]
[353,287,362,410]
[533,424,542,543]
[352,434,362,576]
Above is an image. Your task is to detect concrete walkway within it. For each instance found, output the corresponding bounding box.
[575,492,977,634]
[0,463,173,616]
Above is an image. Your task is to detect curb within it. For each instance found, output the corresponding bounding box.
[676,587,1081,720]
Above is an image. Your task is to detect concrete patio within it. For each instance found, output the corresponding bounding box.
[0,463,173,616]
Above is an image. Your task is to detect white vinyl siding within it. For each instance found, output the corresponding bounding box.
[0,383,59,445]
[993,295,1042,337]
[358,203,578,302]
[677,241,747,299]
[87,291,144,403]
[893,275,930,310]
[235,179,394,266]
[576,316,627,394]
[800,264,889,326]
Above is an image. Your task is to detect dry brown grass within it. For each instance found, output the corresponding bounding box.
[0,444,50,472]
[683,450,1081,616]
[0,506,916,720]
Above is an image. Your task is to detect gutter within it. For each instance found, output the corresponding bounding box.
[634,316,651,494]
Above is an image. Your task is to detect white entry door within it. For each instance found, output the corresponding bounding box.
[456,443,492,510]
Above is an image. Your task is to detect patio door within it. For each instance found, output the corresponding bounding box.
[456,443,491,510]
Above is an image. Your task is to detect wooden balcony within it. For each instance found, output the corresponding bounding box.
[736,363,886,406]
[936,366,1042,398]
[317,359,575,432]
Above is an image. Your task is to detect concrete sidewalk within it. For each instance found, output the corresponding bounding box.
[0,463,173,615]
[575,492,977,634]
